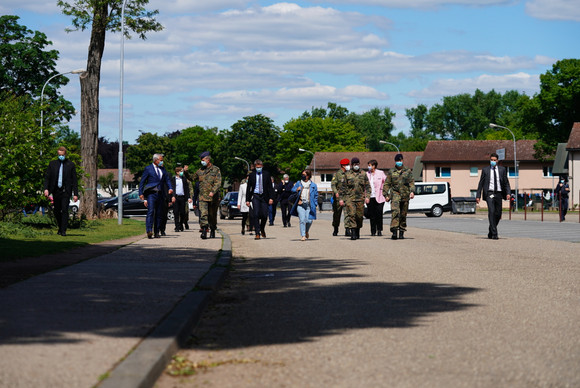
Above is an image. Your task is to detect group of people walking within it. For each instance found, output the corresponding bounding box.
[331,153,415,240]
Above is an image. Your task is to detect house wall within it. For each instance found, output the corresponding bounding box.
[570,151,579,208]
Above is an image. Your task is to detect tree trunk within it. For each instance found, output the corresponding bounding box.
[80,4,108,219]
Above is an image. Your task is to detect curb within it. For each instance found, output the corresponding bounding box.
[99,229,232,388]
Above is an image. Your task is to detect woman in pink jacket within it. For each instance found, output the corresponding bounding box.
[366,159,387,236]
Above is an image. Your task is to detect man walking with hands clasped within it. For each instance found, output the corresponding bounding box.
[476,152,511,240]
[246,159,275,240]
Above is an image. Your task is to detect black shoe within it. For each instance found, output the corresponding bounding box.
[154,233,161,238]
[377,231,382,236]
[269,222,274,226]
[283,224,287,228]
[488,233,492,239]
[60,231,66,236]
[356,228,360,240]
[371,232,376,236]
[184,223,189,230]
[161,231,166,236]
[391,231,398,240]
[399,231,404,240]
[492,236,499,240]
[345,229,351,236]
[261,230,266,238]
[333,227,338,236]
[210,229,216,238]
[147,231,153,239]
[287,223,291,227]
[241,228,245,235]
[351,231,356,240]
[174,228,180,232]
[201,228,208,239]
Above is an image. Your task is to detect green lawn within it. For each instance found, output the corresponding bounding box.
[0,217,145,261]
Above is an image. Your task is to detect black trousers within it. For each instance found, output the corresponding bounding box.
[53,190,70,233]
[367,198,385,233]
[251,195,269,235]
[280,201,291,226]
[332,198,343,228]
[485,194,503,237]
[174,196,187,229]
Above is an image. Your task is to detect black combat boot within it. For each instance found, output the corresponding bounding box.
[210,229,216,238]
[356,228,361,240]
[333,226,339,236]
[350,229,356,240]
[201,227,208,239]
[399,230,405,239]
[391,230,398,240]
[345,228,351,237]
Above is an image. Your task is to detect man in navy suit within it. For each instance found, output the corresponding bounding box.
[246,159,275,240]
[44,146,79,236]
[476,152,511,240]
[139,154,173,238]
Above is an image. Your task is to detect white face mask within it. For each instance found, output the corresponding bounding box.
[345,165,351,171]
[353,165,360,171]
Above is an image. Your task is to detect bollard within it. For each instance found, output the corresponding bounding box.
[524,193,527,221]
[541,195,544,222]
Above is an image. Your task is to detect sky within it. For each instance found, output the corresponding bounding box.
[2,0,579,144]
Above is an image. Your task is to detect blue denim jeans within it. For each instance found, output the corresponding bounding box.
[297,202,313,237]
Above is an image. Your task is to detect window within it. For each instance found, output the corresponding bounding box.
[543,166,553,178]
[415,184,446,195]
[470,190,478,198]
[470,167,478,177]
[435,167,451,178]
[320,174,333,182]
[508,167,519,178]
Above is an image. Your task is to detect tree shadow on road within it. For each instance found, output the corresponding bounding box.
[189,255,481,349]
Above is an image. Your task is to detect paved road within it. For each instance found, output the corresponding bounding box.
[156,216,580,388]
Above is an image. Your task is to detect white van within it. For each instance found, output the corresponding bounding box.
[383,182,452,217]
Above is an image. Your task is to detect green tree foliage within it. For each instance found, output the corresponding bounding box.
[278,116,366,180]
[98,172,117,197]
[125,132,174,182]
[220,115,280,180]
[170,126,223,166]
[0,15,75,129]
[348,107,396,151]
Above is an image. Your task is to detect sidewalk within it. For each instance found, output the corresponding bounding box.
[0,227,231,388]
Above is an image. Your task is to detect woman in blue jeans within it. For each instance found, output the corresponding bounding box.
[290,169,318,241]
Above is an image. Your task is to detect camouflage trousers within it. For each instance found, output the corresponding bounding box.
[199,199,219,229]
[390,194,409,232]
[344,200,364,229]
[332,198,345,228]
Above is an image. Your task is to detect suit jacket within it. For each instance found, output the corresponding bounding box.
[139,163,172,197]
[171,175,191,200]
[477,165,511,201]
[44,159,79,197]
[246,170,274,203]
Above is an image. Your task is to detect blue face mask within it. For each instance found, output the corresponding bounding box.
[58,155,65,161]
[158,161,164,167]
[561,180,565,183]
[179,172,184,177]
[395,161,403,167]
[490,161,497,167]
[256,167,262,173]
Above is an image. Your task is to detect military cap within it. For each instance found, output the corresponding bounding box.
[351,157,360,164]
[199,151,210,159]
[340,158,350,165]
[394,153,404,161]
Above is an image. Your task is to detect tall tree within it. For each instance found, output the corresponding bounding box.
[170,126,222,166]
[58,0,163,218]
[348,107,396,151]
[125,132,174,182]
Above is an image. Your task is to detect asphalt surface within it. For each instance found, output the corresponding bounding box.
[155,213,580,388]
[0,226,230,388]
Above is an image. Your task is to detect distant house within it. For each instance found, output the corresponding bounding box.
[421,140,555,207]
[96,169,137,198]
[565,122,580,208]
[310,151,424,199]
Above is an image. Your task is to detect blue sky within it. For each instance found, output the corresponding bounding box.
[2,0,579,143]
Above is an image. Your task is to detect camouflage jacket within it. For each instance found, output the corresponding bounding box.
[331,169,348,198]
[184,164,222,202]
[344,169,370,202]
[383,166,415,199]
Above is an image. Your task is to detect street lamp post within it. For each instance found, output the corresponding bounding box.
[490,123,518,211]
[118,0,129,224]
[40,69,85,154]
[234,156,250,172]
[379,140,400,153]
[298,148,316,180]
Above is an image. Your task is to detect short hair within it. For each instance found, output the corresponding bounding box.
[153,153,164,162]
[283,174,289,179]
[58,146,67,154]
[175,166,183,173]
[254,159,263,166]
[368,159,378,168]
[490,152,499,159]
[302,169,312,179]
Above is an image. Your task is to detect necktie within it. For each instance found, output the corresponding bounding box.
[58,162,63,188]
[492,167,496,192]
[156,167,161,179]
[256,174,262,194]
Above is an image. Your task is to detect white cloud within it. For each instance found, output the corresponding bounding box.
[407,72,540,99]
[311,0,511,10]
[525,0,580,22]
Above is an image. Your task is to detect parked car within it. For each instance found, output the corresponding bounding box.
[383,182,452,217]
[103,189,175,219]
[70,194,105,214]
[219,191,241,219]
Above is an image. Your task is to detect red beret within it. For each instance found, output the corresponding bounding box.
[340,158,350,165]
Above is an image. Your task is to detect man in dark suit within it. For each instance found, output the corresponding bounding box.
[476,152,511,240]
[245,159,274,240]
[277,174,293,227]
[139,153,173,239]
[44,146,79,236]
[171,166,191,232]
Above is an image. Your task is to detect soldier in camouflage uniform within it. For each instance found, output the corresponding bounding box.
[184,151,222,239]
[383,153,415,240]
[330,158,350,236]
[344,157,370,240]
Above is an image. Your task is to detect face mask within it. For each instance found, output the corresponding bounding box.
[179,172,183,177]
[256,167,262,173]
[368,165,373,171]
[490,161,497,167]
[201,160,207,167]
[345,165,351,171]
[284,180,288,183]
[302,175,307,181]
[395,161,403,167]
[158,161,164,167]
[58,155,65,161]
[561,180,564,183]
[353,165,360,171]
